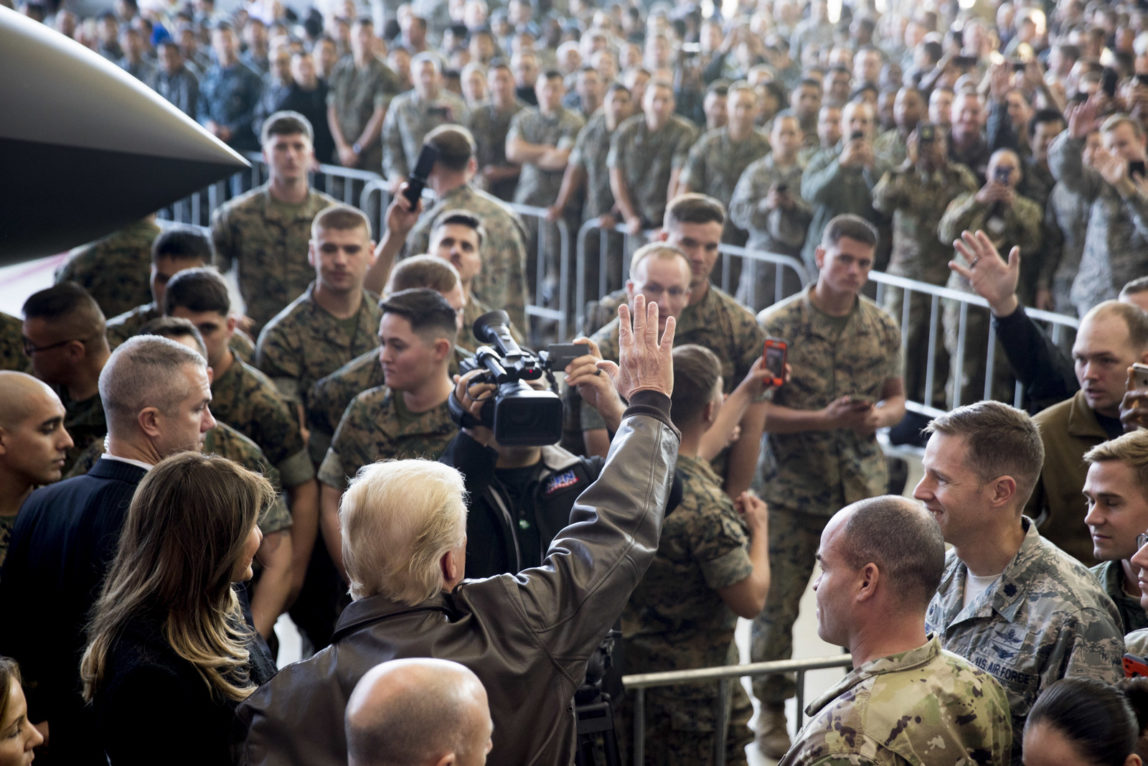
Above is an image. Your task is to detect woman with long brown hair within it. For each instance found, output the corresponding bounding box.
[81,452,277,765]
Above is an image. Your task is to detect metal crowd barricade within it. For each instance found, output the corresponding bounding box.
[624,654,854,766]
[506,203,571,344]
[867,272,1080,416]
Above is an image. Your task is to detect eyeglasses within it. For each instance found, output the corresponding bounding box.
[22,333,94,356]
[1138,532,1148,552]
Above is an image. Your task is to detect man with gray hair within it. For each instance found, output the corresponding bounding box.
[241,295,679,766]
[345,658,493,766]
[915,400,1124,763]
[0,336,216,766]
[780,496,1013,764]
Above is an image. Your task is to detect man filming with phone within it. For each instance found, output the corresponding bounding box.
[750,214,905,758]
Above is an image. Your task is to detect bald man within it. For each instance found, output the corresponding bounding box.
[0,371,74,572]
[346,658,493,766]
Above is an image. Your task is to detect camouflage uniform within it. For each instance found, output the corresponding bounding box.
[780,637,1013,766]
[800,145,891,271]
[209,357,315,488]
[1128,628,1148,656]
[459,294,523,354]
[937,190,1042,406]
[66,426,292,534]
[380,90,469,182]
[607,113,699,226]
[1043,181,1092,316]
[872,129,908,169]
[197,61,263,151]
[569,112,625,298]
[751,287,901,707]
[872,162,978,407]
[54,218,160,318]
[0,312,23,372]
[326,55,401,170]
[255,282,381,411]
[728,155,811,310]
[467,100,526,201]
[211,185,338,335]
[407,184,530,330]
[925,518,1125,763]
[57,390,106,477]
[680,127,771,242]
[105,303,256,362]
[1048,132,1148,317]
[317,386,456,491]
[1091,560,1148,636]
[620,454,754,765]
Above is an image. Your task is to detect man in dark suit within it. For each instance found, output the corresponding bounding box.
[0,335,216,766]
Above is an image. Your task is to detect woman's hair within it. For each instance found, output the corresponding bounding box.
[81,452,274,703]
[1026,678,1139,766]
[0,657,22,724]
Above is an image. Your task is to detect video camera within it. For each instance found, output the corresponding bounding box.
[449,310,570,446]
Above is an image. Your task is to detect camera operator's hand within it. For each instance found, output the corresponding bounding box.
[453,370,497,446]
[616,295,675,399]
[949,229,1021,317]
[566,338,626,433]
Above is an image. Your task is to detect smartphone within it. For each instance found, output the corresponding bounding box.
[1130,160,1146,179]
[1010,59,1026,72]
[1138,73,1148,87]
[774,183,788,194]
[1103,67,1119,98]
[954,54,978,68]
[545,342,591,369]
[1125,653,1148,678]
[763,338,787,387]
[403,143,439,208]
[917,123,936,142]
[850,130,864,142]
[994,166,1012,184]
[1129,362,1148,390]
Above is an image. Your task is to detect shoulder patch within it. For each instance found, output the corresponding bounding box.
[545,469,580,495]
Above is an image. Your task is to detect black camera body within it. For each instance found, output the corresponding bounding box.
[451,311,565,446]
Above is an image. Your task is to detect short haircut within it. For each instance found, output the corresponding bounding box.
[424,125,476,172]
[607,82,631,97]
[1026,678,1138,766]
[663,193,725,229]
[628,242,690,283]
[379,288,459,345]
[98,335,207,434]
[387,256,460,297]
[1122,276,1148,299]
[925,401,1045,505]
[312,204,372,240]
[1102,112,1145,140]
[341,460,468,603]
[821,214,878,249]
[411,51,441,72]
[152,227,212,263]
[163,267,231,316]
[432,209,485,247]
[22,282,107,345]
[670,345,721,428]
[705,80,730,98]
[1083,300,1148,352]
[539,68,563,83]
[261,110,314,144]
[138,316,208,358]
[1028,108,1065,139]
[837,496,945,611]
[1084,429,1148,495]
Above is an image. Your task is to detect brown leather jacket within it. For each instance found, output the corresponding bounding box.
[238,391,680,765]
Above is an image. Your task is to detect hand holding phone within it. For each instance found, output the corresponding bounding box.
[763,338,787,387]
[403,144,440,208]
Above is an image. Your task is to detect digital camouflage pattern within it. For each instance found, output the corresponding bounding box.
[1048,133,1148,316]
[679,127,771,215]
[751,288,900,705]
[57,390,106,477]
[1091,560,1148,636]
[407,184,530,331]
[381,91,469,181]
[926,519,1124,764]
[211,185,338,334]
[197,61,263,150]
[255,283,381,408]
[317,386,456,491]
[780,637,1013,766]
[800,145,891,272]
[0,312,23,372]
[327,55,401,169]
[106,302,256,363]
[65,423,291,534]
[607,113,699,225]
[209,357,314,488]
[620,454,754,764]
[54,218,160,318]
[1043,181,1092,315]
[467,100,526,201]
[568,111,618,219]
[508,106,585,206]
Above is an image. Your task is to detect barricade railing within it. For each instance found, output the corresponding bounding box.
[505,203,572,344]
[623,654,854,766]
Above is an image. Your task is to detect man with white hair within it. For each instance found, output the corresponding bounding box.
[345,658,492,766]
[240,296,679,766]
[0,336,216,766]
